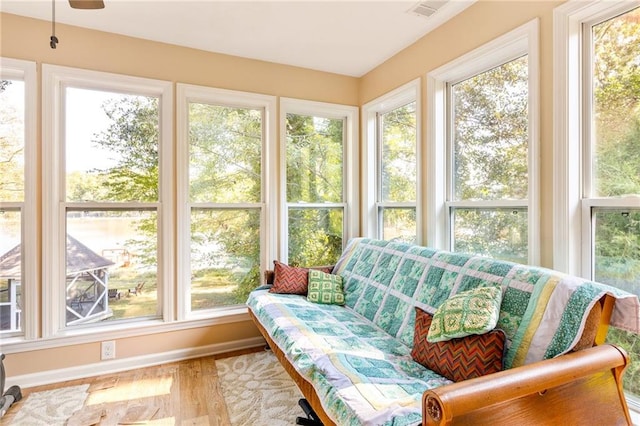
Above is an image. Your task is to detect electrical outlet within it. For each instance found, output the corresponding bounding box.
[101,340,116,360]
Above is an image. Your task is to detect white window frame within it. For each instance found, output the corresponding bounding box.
[42,65,173,336]
[361,79,422,243]
[427,19,540,264]
[554,0,640,276]
[580,3,640,279]
[279,98,359,263]
[176,84,277,320]
[0,58,37,341]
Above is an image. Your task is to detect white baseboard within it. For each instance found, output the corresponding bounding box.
[7,336,266,389]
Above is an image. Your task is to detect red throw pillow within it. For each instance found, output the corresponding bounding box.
[411,307,505,382]
[269,261,332,295]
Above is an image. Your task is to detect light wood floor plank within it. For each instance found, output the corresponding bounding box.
[2,346,263,425]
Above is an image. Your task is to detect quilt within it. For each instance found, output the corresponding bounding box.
[248,290,450,426]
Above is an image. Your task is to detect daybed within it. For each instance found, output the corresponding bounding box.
[247,238,640,425]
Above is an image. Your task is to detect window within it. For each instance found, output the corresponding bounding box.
[427,20,539,264]
[281,99,358,266]
[177,85,276,318]
[585,6,640,289]
[555,1,640,405]
[362,80,419,243]
[43,65,173,334]
[449,55,529,263]
[0,58,36,339]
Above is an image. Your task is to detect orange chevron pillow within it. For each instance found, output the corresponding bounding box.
[269,261,332,295]
[411,307,505,382]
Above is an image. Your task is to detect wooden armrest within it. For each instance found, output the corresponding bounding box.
[423,344,631,425]
[595,293,616,345]
[264,269,275,285]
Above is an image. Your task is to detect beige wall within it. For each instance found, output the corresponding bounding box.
[1,1,563,380]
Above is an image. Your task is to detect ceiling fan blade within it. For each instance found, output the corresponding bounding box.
[68,0,105,9]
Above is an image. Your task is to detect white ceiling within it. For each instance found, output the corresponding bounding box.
[1,0,473,77]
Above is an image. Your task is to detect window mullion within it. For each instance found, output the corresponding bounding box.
[65,202,160,210]
[447,200,529,208]
[287,202,346,209]
[377,202,417,209]
[445,83,455,205]
[376,112,384,206]
[581,21,595,200]
[191,202,263,210]
[0,202,24,209]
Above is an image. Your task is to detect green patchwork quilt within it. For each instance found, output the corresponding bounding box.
[248,290,449,425]
[248,238,640,425]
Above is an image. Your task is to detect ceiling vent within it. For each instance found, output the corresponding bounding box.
[407,0,449,18]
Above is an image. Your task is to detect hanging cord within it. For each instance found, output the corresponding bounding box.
[50,0,59,49]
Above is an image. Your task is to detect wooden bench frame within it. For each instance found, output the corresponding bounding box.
[250,291,633,425]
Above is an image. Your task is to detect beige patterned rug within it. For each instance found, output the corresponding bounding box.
[9,384,89,425]
[216,350,303,426]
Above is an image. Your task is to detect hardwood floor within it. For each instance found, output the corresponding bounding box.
[3,346,265,425]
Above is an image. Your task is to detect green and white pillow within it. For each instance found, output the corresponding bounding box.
[427,285,502,342]
[307,270,345,305]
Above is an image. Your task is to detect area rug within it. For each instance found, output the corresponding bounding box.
[215,350,303,426]
[9,383,89,425]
